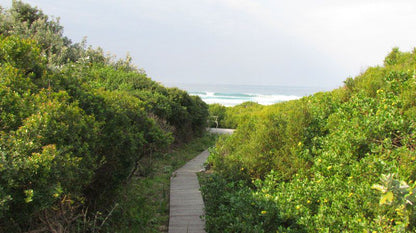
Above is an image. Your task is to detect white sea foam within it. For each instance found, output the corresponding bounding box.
[206,92,215,97]
[252,94,300,105]
[190,91,301,107]
[169,83,327,107]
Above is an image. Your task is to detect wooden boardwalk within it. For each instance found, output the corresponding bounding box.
[168,150,209,233]
[168,129,234,233]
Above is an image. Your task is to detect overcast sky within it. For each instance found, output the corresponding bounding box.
[1,0,416,89]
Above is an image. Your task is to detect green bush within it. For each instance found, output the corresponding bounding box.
[208,104,227,128]
[203,47,416,232]
[0,2,209,231]
[0,90,101,231]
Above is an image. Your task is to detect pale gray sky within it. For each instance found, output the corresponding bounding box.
[1,0,415,89]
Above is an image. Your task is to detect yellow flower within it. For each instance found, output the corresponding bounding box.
[296,205,301,210]
[327,166,332,170]
[261,210,267,215]
[240,167,244,171]
[298,142,302,146]
[348,193,353,197]
[307,200,311,204]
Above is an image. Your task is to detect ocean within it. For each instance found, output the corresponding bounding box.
[165,83,333,107]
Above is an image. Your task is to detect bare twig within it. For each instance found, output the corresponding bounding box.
[99,203,119,228]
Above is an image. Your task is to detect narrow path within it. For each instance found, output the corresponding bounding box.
[168,128,234,233]
[208,128,235,135]
[168,150,209,233]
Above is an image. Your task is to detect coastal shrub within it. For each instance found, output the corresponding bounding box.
[0,2,210,231]
[78,63,208,143]
[0,65,35,131]
[203,47,416,232]
[208,104,227,128]
[165,87,208,142]
[0,0,88,66]
[84,89,172,208]
[0,90,101,231]
[210,99,312,181]
[224,101,264,128]
[206,101,265,129]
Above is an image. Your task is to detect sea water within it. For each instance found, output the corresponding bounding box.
[165,83,332,107]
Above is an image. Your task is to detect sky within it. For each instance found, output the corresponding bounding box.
[1,0,416,90]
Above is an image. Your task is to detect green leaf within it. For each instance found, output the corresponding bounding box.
[371,184,387,193]
[380,191,394,205]
[24,189,34,203]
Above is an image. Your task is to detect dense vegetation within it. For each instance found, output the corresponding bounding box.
[0,1,208,232]
[202,47,416,232]
[208,102,264,129]
[107,134,216,233]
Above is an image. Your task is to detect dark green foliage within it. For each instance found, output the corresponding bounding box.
[0,2,209,231]
[200,173,307,233]
[164,88,208,142]
[203,47,416,232]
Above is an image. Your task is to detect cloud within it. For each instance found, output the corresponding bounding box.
[1,0,415,87]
